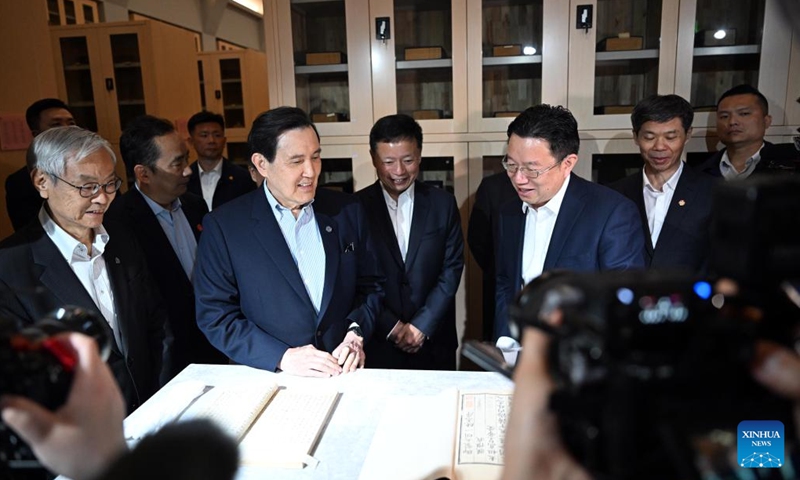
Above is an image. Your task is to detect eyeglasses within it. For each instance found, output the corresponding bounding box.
[53,175,123,198]
[501,156,562,179]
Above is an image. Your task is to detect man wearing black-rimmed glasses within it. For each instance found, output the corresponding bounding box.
[0,126,167,414]
[493,105,646,341]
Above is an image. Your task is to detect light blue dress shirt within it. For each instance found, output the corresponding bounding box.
[137,185,198,280]
[263,182,326,313]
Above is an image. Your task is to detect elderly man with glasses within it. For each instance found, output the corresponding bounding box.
[0,126,167,414]
[493,105,646,342]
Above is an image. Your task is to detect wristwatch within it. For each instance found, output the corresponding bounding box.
[347,324,364,338]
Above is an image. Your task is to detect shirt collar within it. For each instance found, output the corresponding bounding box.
[720,143,764,173]
[39,205,109,260]
[198,159,223,176]
[521,174,571,215]
[136,183,182,215]
[642,160,684,193]
[380,181,415,208]
[263,181,314,219]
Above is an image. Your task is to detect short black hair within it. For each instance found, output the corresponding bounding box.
[369,114,423,152]
[717,84,769,115]
[248,107,319,163]
[188,111,225,134]
[119,115,176,179]
[631,94,694,134]
[25,98,71,133]
[507,105,579,161]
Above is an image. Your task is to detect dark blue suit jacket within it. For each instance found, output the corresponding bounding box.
[494,174,646,339]
[188,159,255,210]
[194,187,384,371]
[610,165,714,274]
[356,181,464,370]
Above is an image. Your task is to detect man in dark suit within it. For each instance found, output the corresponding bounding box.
[194,107,384,376]
[356,114,463,370]
[494,105,646,340]
[467,171,517,340]
[5,98,76,231]
[698,84,797,179]
[0,126,165,413]
[610,94,714,275]
[186,111,254,211]
[106,115,227,381]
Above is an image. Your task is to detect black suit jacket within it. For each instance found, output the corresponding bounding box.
[4,166,43,232]
[697,141,798,178]
[188,159,255,210]
[466,171,517,340]
[0,219,166,413]
[356,181,464,370]
[105,188,228,381]
[610,165,714,274]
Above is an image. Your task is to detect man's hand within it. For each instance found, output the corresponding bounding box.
[333,331,365,373]
[393,323,425,353]
[0,333,128,480]
[278,345,343,377]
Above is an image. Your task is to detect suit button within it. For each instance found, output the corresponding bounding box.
[316,330,322,337]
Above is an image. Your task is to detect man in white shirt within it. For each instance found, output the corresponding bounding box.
[107,115,227,382]
[186,111,254,211]
[699,84,796,179]
[494,105,645,340]
[355,114,464,370]
[610,94,715,274]
[0,126,166,413]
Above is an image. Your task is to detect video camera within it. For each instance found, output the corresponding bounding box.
[0,306,110,476]
[505,176,800,479]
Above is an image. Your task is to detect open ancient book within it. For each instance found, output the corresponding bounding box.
[145,381,338,468]
[359,389,512,480]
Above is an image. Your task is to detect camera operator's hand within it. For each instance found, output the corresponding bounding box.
[502,326,591,480]
[0,333,127,480]
[752,340,800,401]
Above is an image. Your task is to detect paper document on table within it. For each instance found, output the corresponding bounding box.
[239,387,339,468]
[123,380,209,440]
[358,389,512,480]
[180,382,278,442]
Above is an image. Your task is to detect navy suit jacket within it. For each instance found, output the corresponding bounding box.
[105,188,228,380]
[356,181,464,370]
[188,159,255,210]
[697,141,798,178]
[4,166,43,231]
[494,174,646,339]
[610,165,714,274]
[0,219,166,412]
[194,187,384,371]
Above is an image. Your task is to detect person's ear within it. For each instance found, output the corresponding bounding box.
[133,164,149,185]
[31,168,50,199]
[252,153,269,178]
[560,154,578,176]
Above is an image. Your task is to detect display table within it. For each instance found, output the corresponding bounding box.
[124,365,514,480]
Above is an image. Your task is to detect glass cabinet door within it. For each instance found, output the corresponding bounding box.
[568,0,679,130]
[219,58,246,130]
[108,33,146,133]
[56,35,99,132]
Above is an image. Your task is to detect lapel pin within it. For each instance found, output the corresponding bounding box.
[228,175,234,181]
[326,226,332,233]
[197,224,203,232]
[678,199,686,207]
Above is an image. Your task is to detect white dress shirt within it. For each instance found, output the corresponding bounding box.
[198,159,223,211]
[642,160,683,248]
[39,207,117,333]
[520,175,570,286]
[381,183,415,262]
[719,143,764,180]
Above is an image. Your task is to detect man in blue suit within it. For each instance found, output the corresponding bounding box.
[610,94,715,275]
[356,114,464,370]
[494,105,646,340]
[194,107,384,376]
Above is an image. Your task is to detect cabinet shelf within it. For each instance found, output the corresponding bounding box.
[596,49,659,62]
[64,64,90,71]
[220,78,243,84]
[693,44,760,57]
[396,59,453,70]
[117,100,145,106]
[295,64,349,74]
[482,55,542,66]
[113,62,142,68]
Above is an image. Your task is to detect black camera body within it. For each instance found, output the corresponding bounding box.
[1,306,110,475]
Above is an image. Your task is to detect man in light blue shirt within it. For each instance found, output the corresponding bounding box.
[107,115,227,381]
